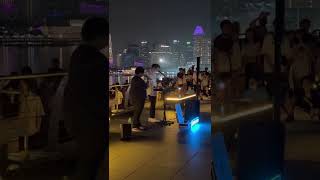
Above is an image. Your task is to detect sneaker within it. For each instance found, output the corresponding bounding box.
[132,126,147,132]
[148,118,161,123]
[138,126,148,130]
[132,127,143,132]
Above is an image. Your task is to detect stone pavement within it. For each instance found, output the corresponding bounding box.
[109,104,212,180]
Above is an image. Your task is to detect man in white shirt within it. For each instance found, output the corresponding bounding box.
[146,64,161,122]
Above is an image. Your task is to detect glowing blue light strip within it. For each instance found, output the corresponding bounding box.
[190,117,199,127]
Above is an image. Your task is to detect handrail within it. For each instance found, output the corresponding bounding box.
[109,84,130,88]
[0,73,67,80]
[0,73,130,88]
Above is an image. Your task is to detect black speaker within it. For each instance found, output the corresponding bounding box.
[120,124,132,140]
[237,121,285,180]
[185,100,200,123]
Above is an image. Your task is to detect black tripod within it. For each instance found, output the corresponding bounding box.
[158,88,174,126]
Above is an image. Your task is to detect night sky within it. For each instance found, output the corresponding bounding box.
[109,0,210,53]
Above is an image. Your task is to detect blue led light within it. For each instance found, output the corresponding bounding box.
[191,124,200,133]
[190,117,199,127]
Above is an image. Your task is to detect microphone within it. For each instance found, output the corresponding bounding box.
[158,70,167,78]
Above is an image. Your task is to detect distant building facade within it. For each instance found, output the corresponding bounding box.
[193,25,211,70]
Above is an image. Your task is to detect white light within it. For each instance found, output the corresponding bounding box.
[190,117,199,127]
[160,45,170,48]
[166,94,196,101]
[159,58,164,63]
[187,42,191,45]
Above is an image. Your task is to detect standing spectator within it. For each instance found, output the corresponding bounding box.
[129,67,148,131]
[214,20,233,74]
[282,30,296,71]
[299,19,314,48]
[63,17,108,180]
[186,69,193,90]
[261,31,275,94]
[231,22,243,98]
[146,64,161,123]
[289,44,313,94]
[250,12,270,45]
[214,20,233,106]
[242,28,261,88]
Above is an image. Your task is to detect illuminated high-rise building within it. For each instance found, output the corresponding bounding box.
[182,41,194,67]
[150,43,173,72]
[193,25,211,70]
[122,44,139,68]
[139,41,151,67]
[171,40,184,68]
[109,34,113,67]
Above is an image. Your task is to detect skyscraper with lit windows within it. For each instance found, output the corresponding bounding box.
[109,34,113,67]
[193,25,211,70]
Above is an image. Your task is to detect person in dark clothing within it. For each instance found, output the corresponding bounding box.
[299,19,314,46]
[129,67,148,131]
[63,17,108,180]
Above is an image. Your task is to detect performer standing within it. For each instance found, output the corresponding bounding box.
[146,64,161,122]
[129,67,148,131]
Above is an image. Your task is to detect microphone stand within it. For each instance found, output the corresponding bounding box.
[157,71,174,126]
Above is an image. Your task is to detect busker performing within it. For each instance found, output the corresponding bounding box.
[146,64,161,123]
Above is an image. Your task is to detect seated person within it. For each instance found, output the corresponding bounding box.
[243,78,269,102]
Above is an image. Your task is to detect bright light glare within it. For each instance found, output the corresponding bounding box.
[190,117,199,127]
[166,94,196,101]
[191,124,200,133]
[159,58,164,63]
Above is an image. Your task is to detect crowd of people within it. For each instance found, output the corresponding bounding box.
[0,58,65,149]
[213,12,320,121]
[175,66,211,99]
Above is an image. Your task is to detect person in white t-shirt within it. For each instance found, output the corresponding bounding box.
[146,64,161,122]
[214,20,234,106]
[242,28,261,89]
[289,45,313,92]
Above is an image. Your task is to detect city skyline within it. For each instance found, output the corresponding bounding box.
[109,0,210,54]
